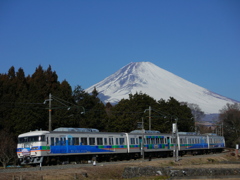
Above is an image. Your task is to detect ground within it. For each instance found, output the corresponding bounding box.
[1,151,240,180]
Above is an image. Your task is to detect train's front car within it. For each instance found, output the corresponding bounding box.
[17,130,49,165]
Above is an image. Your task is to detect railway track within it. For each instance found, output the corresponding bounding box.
[0,151,227,174]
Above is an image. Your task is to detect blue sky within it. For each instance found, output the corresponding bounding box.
[0,0,240,101]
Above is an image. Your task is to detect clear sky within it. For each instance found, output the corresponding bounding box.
[0,0,239,101]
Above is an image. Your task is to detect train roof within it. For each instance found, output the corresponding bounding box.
[53,127,99,132]
[18,130,49,137]
[130,130,161,134]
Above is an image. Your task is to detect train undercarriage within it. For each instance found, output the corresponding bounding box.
[20,148,223,166]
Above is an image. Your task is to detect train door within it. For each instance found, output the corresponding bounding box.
[109,136,114,150]
[109,136,114,145]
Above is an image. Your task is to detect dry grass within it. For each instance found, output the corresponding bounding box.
[1,152,240,180]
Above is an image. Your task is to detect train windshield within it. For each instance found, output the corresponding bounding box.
[18,135,45,143]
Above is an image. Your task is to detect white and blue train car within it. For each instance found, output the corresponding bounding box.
[178,132,225,156]
[17,128,225,165]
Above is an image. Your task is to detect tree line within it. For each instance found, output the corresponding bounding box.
[0,65,198,136]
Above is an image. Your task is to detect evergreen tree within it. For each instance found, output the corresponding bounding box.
[157,97,194,133]
[109,92,158,132]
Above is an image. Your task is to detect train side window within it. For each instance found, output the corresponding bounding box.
[116,138,119,145]
[109,137,114,145]
[97,138,103,145]
[61,137,66,146]
[136,138,138,145]
[73,137,79,145]
[81,137,87,145]
[68,138,72,145]
[56,138,59,145]
[104,138,107,145]
[51,137,54,146]
[130,138,135,144]
[120,138,125,145]
[89,138,95,145]
[146,138,150,144]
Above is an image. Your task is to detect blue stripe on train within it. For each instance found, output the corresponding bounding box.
[186,143,224,149]
[50,145,114,154]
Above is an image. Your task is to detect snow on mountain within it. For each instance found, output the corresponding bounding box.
[85,62,239,114]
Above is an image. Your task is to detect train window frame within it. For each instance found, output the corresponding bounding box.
[68,138,72,145]
[56,138,59,145]
[89,137,95,145]
[130,138,135,145]
[73,137,79,145]
[97,137,103,145]
[81,137,87,145]
[136,138,139,145]
[120,138,125,145]
[160,138,164,144]
[151,138,155,144]
[109,137,114,145]
[51,137,54,146]
[146,138,150,144]
[18,135,46,143]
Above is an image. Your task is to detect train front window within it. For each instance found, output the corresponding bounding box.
[18,135,45,143]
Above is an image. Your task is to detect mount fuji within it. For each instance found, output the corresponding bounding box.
[85,62,238,114]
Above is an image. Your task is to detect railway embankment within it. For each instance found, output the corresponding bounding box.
[1,151,240,180]
[122,166,240,179]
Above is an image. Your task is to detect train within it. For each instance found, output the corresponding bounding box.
[17,127,225,165]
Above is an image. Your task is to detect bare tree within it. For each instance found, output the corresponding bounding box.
[185,103,205,122]
[0,129,17,168]
[219,103,240,148]
[181,102,205,133]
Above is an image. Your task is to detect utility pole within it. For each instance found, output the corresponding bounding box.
[172,122,179,162]
[141,117,145,160]
[149,106,151,130]
[49,93,52,131]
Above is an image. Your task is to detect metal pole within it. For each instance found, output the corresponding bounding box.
[142,117,144,160]
[149,106,151,130]
[175,123,179,162]
[222,123,224,136]
[49,93,52,131]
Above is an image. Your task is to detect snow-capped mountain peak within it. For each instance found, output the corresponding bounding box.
[85,62,238,114]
